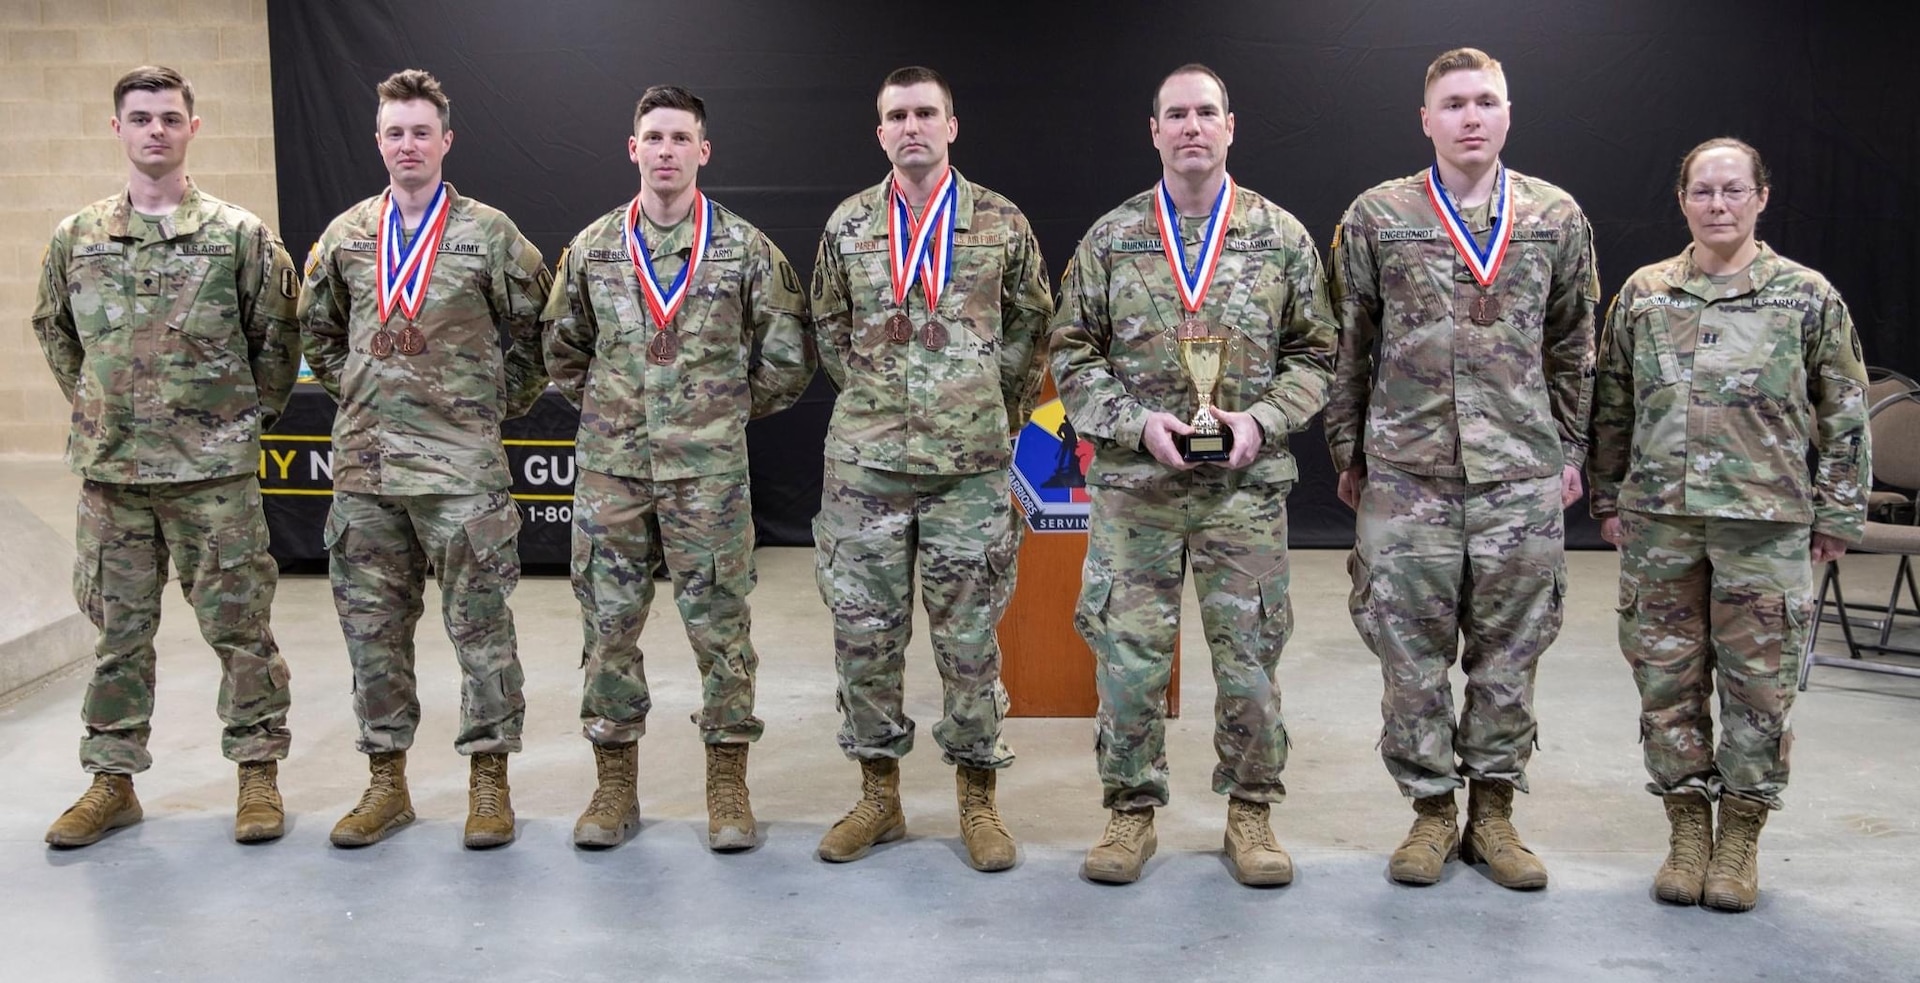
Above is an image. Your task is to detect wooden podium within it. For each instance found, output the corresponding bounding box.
[997,379,1179,717]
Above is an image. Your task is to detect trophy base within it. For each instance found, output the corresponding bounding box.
[1176,429,1233,463]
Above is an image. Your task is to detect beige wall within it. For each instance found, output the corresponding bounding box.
[0,0,275,456]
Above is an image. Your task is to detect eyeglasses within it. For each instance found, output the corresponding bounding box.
[1686,185,1759,205]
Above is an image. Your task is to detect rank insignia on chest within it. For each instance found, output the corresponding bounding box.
[1700,331,1719,347]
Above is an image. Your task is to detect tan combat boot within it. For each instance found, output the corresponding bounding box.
[330,751,414,847]
[465,752,516,849]
[1702,793,1770,912]
[1224,798,1295,886]
[817,758,905,862]
[45,773,142,848]
[1654,791,1713,905]
[706,743,758,852]
[1461,779,1549,890]
[234,761,285,843]
[1081,807,1157,884]
[956,765,1017,872]
[1389,792,1460,886]
[574,742,640,849]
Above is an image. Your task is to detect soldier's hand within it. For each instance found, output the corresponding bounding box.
[1561,464,1584,508]
[1336,465,1366,511]
[1599,515,1624,549]
[1211,408,1264,470]
[1142,412,1198,470]
[1811,531,1849,565]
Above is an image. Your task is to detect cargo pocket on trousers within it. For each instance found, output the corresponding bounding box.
[321,504,351,555]
[72,539,105,630]
[984,517,1022,614]
[1345,551,1378,653]
[1073,565,1113,645]
[463,504,523,594]
[811,520,839,608]
[1778,588,1813,690]
[1257,565,1295,651]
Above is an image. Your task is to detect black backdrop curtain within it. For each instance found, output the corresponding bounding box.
[266,0,1919,548]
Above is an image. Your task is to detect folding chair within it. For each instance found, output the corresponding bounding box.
[1800,385,1920,689]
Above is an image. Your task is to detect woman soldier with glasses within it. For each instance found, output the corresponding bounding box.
[1587,138,1872,912]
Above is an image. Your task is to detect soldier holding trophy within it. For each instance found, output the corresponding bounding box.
[1050,64,1338,886]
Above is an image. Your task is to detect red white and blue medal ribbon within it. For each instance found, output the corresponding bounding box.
[888,168,958,312]
[1152,176,1235,329]
[376,182,451,323]
[626,190,712,329]
[1424,163,1512,288]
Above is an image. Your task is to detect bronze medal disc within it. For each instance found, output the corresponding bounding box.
[1177,316,1209,340]
[1469,292,1502,326]
[885,313,914,345]
[648,329,680,365]
[396,325,426,356]
[370,329,395,359]
[921,321,949,351]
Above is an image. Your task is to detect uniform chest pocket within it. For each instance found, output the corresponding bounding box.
[1627,304,1686,389]
[945,244,1004,343]
[162,256,234,344]
[585,261,646,350]
[1700,307,1805,405]
[1376,240,1446,326]
[66,255,131,342]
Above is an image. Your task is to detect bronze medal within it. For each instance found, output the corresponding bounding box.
[1177,316,1209,340]
[396,324,426,356]
[1469,292,1502,326]
[648,329,680,365]
[920,321,949,351]
[886,312,914,345]
[370,329,395,359]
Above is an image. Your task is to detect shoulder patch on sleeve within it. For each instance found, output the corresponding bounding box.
[303,242,321,280]
[281,266,298,299]
[778,258,802,295]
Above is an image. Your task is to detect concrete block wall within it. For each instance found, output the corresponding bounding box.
[0,0,275,457]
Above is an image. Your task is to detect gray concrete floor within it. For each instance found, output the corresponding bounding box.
[3,459,1919,982]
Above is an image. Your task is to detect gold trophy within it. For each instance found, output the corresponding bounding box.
[1175,336,1232,462]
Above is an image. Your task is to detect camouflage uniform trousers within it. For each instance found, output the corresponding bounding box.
[1076,473,1295,811]
[572,468,763,746]
[1348,456,1566,799]
[1616,510,1813,809]
[73,474,289,773]
[322,490,526,755]
[812,457,1021,768]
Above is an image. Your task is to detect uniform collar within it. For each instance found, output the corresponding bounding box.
[106,179,207,241]
[1668,241,1780,301]
[860,167,977,237]
[360,181,463,235]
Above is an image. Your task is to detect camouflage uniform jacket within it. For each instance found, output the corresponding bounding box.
[1325,169,1599,482]
[298,184,550,495]
[32,182,300,484]
[1588,243,1870,540]
[810,169,1054,475]
[542,197,815,480]
[1049,183,1339,489]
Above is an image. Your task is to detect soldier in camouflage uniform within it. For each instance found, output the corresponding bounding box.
[298,70,550,850]
[1590,137,1869,913]
[1051,65,1337,886]
[35,67,299,849]
[1325,48,1598,890]
[808,66,1053,872]
[542,85,815,852]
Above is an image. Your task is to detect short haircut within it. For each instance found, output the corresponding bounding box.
[877,65,953,117]
[634,84,707,137]
[1423,47,1506,99]
[114,65,194,116]
[1677,137,1772,193]
[376,68,451,130]
[1152,63,1229,117]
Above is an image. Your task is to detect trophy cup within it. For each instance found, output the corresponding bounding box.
[1174,336,1232,462]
